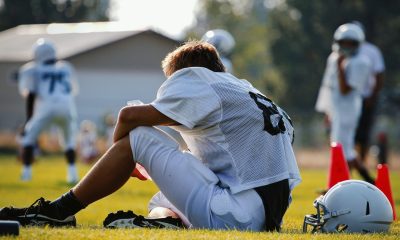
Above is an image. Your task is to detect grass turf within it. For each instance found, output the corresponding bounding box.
[0,154,399,239]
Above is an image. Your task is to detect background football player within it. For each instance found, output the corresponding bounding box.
[351,21,386,164]
[315,23,374,183]
[18,38,79,183]
[202,29,235,73]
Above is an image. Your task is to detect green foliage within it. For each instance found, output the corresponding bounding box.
[188,0,286,102]
[268,0,400,116]
[189,0,400,119]
[0,155,399,239]
[0,0,110,32]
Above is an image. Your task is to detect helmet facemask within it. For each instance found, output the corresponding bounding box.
[332,39,360,57]
[303,195,351,233]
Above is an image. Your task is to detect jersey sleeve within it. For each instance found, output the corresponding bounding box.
[151,68,221,129]
[347,57,370,93]
[18,63,36,98]
[372,47,385,73]
[62,61,79,96]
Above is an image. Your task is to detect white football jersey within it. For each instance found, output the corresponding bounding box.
[151,67,301,194]
[316,52,371,119]
[18,60,78,105]
[359,42,385,97]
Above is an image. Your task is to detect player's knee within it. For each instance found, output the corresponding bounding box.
[129,126,179,149]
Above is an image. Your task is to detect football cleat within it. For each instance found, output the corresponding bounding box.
[103,210,184,229]
[0,198,76,227]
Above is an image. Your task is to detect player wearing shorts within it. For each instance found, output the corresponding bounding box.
[1,41,301,231]
[316,23,374,183]
[18,38,79,183]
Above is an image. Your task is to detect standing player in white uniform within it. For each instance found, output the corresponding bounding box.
[18,38,79,183]
[315,23,374,183]
[202,29,235,73]
[1,41,301,232]
[352,21,386,163]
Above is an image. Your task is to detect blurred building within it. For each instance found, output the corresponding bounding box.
[0,22,181,131]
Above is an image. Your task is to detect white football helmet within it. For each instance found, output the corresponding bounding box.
[303,180,393,233]
[332,23,364,56]
[202,29,235,56]
[33,38,56,63]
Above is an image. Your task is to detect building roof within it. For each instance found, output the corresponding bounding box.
[0,22,180,62]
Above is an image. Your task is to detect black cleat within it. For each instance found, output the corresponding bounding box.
[0,198,76,227]
[103,210,184,229]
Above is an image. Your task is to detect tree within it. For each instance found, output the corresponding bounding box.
[0,0,110,32]
[189,0,400,118]
[188,0,286,102]
[268,0,400,116]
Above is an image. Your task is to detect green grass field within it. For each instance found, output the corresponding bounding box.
[0,154,399,239]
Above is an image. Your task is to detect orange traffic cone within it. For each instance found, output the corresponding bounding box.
[327,142,350,189]
[375,164,396,220]
[131,163,151,181]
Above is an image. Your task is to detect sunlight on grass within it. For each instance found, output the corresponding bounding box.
[0,154,399,239]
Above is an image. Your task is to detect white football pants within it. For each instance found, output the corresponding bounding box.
[22,102,77,150]
[129,126,265,231]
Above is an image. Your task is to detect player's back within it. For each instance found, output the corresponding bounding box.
[19,61,76,105]
[162,67,300,193]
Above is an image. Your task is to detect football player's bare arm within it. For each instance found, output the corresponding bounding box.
[113,105,178,143]
[337,55,353,94]
[73,106,177,205]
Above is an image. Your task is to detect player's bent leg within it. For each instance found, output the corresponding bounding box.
[72,135,135,205]
[0,135,135,227]
[148,191,190,223]
[0,196,77,227]
[128,127,265,231]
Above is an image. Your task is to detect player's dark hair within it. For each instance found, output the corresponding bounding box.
[162,40,226,77]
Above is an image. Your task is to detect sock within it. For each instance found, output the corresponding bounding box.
[50,190,86,219]
[65,149,76,165]
[22,145,34,165]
